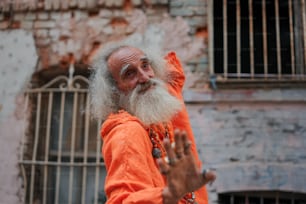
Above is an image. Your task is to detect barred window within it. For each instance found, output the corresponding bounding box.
[219,191,306,204]
[209,0,306,83]
[20,65,106,204]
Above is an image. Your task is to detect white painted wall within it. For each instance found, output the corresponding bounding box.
[0,30,37,204]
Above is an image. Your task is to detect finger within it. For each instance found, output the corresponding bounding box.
[164,138,177,166]
[174,129,184,159]
[202,168,217,185]
[182,132,192,155]
[157,158,170,175]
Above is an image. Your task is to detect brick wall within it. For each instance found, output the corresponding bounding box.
[0,0,208,87]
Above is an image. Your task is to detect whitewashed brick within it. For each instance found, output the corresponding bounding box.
[35,37,51,47]
[60,29,72,37]
[99,9,113,18]
[61,0,69,9]
[34,20,56,29]
[14,13,25,21]
[77,0,87,8]
[113,10,125,17]
[97,0,105,5]
[61,12,71,20]
[87,18,109,30]
[73,11,88,21]
[66,39,76,53]
[50,12,61,20]
[57,41,67,55]
[44,0,52,10]
[37,12,49,20]
[51,43,59,53]
[51,0,60,10]
[0,21,9,29]
[69,0,77,8]
[105,0,124,7]
[49,53,60,65]
[24,13,36,20]
[132,0,141,6]
[102,25,113,35]
[87,0,97,8]
[49,29,60,41]
[114,0,124,6]
[21,21,34,30]
[34,29,49,38]
[170,7,194,16]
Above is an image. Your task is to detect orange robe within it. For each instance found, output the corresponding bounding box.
[101,52,208,204]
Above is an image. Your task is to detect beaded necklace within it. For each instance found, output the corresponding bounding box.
[147,123,197,204]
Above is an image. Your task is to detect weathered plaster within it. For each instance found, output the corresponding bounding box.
[40,10,205,70]
[0,30,37,204]
[187,102,306,203]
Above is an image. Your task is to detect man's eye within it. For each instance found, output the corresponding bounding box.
[142,63,149,69]
[125,70,135,78]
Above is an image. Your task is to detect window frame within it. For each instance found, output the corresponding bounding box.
[208,0,306,88]
[19,65,106,204]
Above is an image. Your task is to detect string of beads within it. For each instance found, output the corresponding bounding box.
[147,123,197,204]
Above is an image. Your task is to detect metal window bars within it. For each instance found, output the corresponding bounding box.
[219,191,306,204]
[19,64,105,204]
[209,0,306,82]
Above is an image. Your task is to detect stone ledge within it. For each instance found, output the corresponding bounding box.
[183,89,306,103]
[213,163,306,194]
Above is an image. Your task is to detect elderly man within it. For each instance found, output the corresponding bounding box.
[89,42,216,204]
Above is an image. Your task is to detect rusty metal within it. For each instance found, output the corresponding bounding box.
[262,0,268,78]
[236,0,241,78]
[54,91,65,204]
[29,92,41,204]
[302,0,306,76]
[275,0,282,79]
[43,92,53,204]
[249,0,255,78]
[223,0,228,78]
[288,0,296,76]
[208,0,214,75]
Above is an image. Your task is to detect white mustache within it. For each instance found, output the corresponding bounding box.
[135,79,158,93]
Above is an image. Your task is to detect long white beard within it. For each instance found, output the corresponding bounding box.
[119,79,182,126]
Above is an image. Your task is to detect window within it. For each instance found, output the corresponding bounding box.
[20,65,106,204]
[209,0,306,82]
[219,191,306,204]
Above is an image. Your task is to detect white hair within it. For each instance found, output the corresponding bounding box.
[89,40,170,121]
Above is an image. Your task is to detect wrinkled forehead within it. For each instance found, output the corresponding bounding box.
[107,46,147,74]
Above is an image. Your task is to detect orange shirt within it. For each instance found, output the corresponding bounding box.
[101,52,208,204]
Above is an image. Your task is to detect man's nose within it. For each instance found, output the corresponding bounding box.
[137,70,151,83]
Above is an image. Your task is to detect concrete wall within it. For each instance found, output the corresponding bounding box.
[0,30,37,204]
[186,89,306,203]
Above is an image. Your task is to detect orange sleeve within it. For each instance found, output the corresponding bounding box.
[164,51,200,164]
[165,52,209,204]
[164,51,186,96]
[102,121,165,204]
